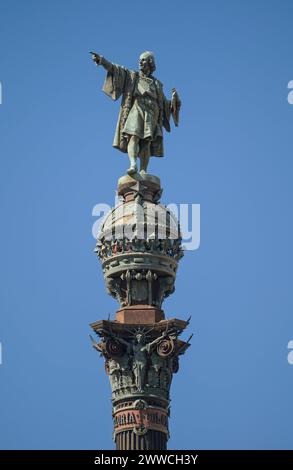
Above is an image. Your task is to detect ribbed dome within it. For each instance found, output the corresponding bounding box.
[99,199,180,243]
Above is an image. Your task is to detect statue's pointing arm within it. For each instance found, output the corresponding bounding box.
[91,52,128,101]
[91,52,114,73]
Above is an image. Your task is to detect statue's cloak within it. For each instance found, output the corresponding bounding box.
[102,64,172,157]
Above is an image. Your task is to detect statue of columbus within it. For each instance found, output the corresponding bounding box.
[91,51,181,175]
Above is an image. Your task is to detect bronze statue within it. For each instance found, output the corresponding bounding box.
[91,51,181,175]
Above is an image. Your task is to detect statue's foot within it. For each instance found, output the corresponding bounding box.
[127,165,138,176]
[140,169,147,177]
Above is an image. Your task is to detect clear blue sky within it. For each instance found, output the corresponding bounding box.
[1,0,293,450]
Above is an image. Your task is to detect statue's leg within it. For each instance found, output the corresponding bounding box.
[139,140,151,175]
[127,136,139,175]
[140,155,150,174]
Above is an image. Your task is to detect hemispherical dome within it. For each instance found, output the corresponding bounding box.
[99,199,180,243]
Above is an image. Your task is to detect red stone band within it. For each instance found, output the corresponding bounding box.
[114,407,169,435]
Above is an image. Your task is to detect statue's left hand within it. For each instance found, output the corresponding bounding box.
[171,88,178,99]
[171,88,181,107]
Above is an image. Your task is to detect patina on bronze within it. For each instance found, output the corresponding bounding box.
[91,51,181,175]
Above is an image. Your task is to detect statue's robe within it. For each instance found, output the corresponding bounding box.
[102,64,173,157]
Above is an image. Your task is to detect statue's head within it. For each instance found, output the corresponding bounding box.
[136,333,143,344]
[139,51,156,75]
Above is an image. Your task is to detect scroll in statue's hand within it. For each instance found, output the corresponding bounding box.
[171,88,181,127]
[171,88,181,107]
